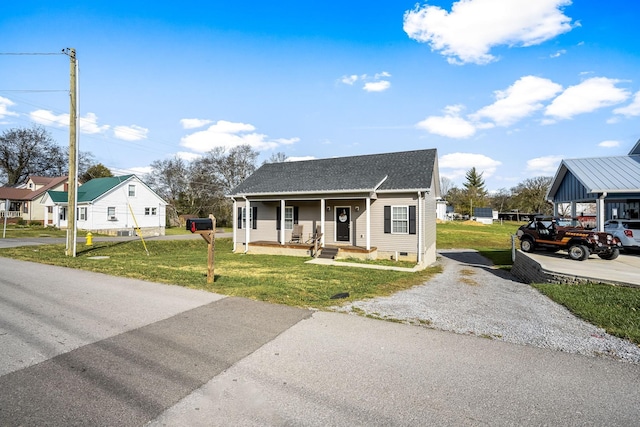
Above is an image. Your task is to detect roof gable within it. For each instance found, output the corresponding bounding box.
[548,154,640,199]
[76,175,135,202]
[229,149,438,196]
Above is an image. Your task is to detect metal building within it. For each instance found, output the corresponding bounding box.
[546,139,640,231]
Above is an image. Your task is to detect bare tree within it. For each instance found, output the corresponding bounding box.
[440,176,454,198]
[0,126,64,185]
[264,152,288,164]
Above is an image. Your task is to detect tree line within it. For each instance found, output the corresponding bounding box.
[0,126,114,186]
[1,125,554,227]
[442,167,553,217]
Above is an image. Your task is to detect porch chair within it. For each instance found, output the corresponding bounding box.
[290,224,303,243]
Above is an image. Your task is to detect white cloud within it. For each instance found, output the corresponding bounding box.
[340,75,359,85]
[79,112,109,134]
[363,81,391,92]
[286,156,316,162]
[180,118,213,129]
[340,72,392,92]
[613,90,640,117]
[176,151,202,162]
[403,0,575,65]
[180,120,299,152]
[30,110,109,134]
[544,77,629,121]
[526,155,564,174]
[0,96,18,119]
[550,49,567,58]
[472,75,562,126]
[439,152,502,179]
[598,140,620,148]
[30,109,69,127]
[113,125,149,141]
[416,105,476,138]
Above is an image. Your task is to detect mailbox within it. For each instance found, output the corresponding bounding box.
[186,218,214,233]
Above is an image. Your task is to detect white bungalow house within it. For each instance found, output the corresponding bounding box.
[228,149,441,266]
[42,175,167,236]
[0,176,69,224]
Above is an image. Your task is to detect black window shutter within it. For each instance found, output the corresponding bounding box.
[384,206,391,234]
[409,206,417,235]
[276,208,281,230]
[237,207,242,229]
[294,206,299,224]
[252,206,258,229]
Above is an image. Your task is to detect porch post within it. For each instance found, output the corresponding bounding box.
[570,201,577,218]
[244,198,250,253]
[280,199,286,244]
[596,193,606,231]
[320,199,325,248]
[365,197,371,250]
[417,192,423,264]
[232,198,237,252]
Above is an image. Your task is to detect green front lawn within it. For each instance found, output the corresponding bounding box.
[0,237,440,309]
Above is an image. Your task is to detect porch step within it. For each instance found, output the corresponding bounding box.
[318,247,339,259]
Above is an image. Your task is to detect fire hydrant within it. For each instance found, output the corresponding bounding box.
[86,232,93,246]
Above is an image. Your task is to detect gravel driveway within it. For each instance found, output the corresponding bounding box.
[337,249,640,364]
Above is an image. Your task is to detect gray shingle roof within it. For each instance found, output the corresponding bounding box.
[229,149,437,196]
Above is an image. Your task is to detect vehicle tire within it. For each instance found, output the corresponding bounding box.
[520,238,535,253]
[598,248,620,260]
[568,244,590,261]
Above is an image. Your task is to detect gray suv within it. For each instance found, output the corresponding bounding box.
[603,219,640,252]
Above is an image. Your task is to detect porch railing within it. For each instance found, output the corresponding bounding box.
[0,211,22,218]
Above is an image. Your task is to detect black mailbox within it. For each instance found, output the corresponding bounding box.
[186,218,213,233]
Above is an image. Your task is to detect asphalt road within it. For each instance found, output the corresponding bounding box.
[1,255,640,426]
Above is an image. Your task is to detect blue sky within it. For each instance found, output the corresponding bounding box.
[1,0,639,192]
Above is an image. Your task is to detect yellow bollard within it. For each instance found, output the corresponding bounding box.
[86,232,93,246]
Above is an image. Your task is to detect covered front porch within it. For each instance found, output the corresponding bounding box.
[245,240,378,260]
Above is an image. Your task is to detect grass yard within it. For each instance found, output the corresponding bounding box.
[532,283,640,345]
[436,220,519,268]
[0,224,71,238]
[1,219,639,345]
[0,237,440,309]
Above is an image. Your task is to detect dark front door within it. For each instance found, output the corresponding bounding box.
[336,207,350,242]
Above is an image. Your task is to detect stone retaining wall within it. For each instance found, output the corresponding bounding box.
[511,250,607,285]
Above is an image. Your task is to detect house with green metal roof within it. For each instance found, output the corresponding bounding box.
[42,175,167,236]
[547,139,640,231]
[228,149,441,266]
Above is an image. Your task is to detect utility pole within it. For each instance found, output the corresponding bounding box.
[64,48,78,257]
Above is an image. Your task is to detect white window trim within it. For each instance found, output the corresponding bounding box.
[78,207,87,221]
[128,184,136,197]
[391,205,409,235]
[241,206,253,229]
[107,206,117,221]
[284,206,294,230]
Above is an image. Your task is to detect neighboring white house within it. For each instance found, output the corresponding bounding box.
[42,175,167,236]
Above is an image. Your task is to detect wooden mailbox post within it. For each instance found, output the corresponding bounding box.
[187,215,216,283]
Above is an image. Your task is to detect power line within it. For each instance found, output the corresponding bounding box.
[0,52,64,55]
